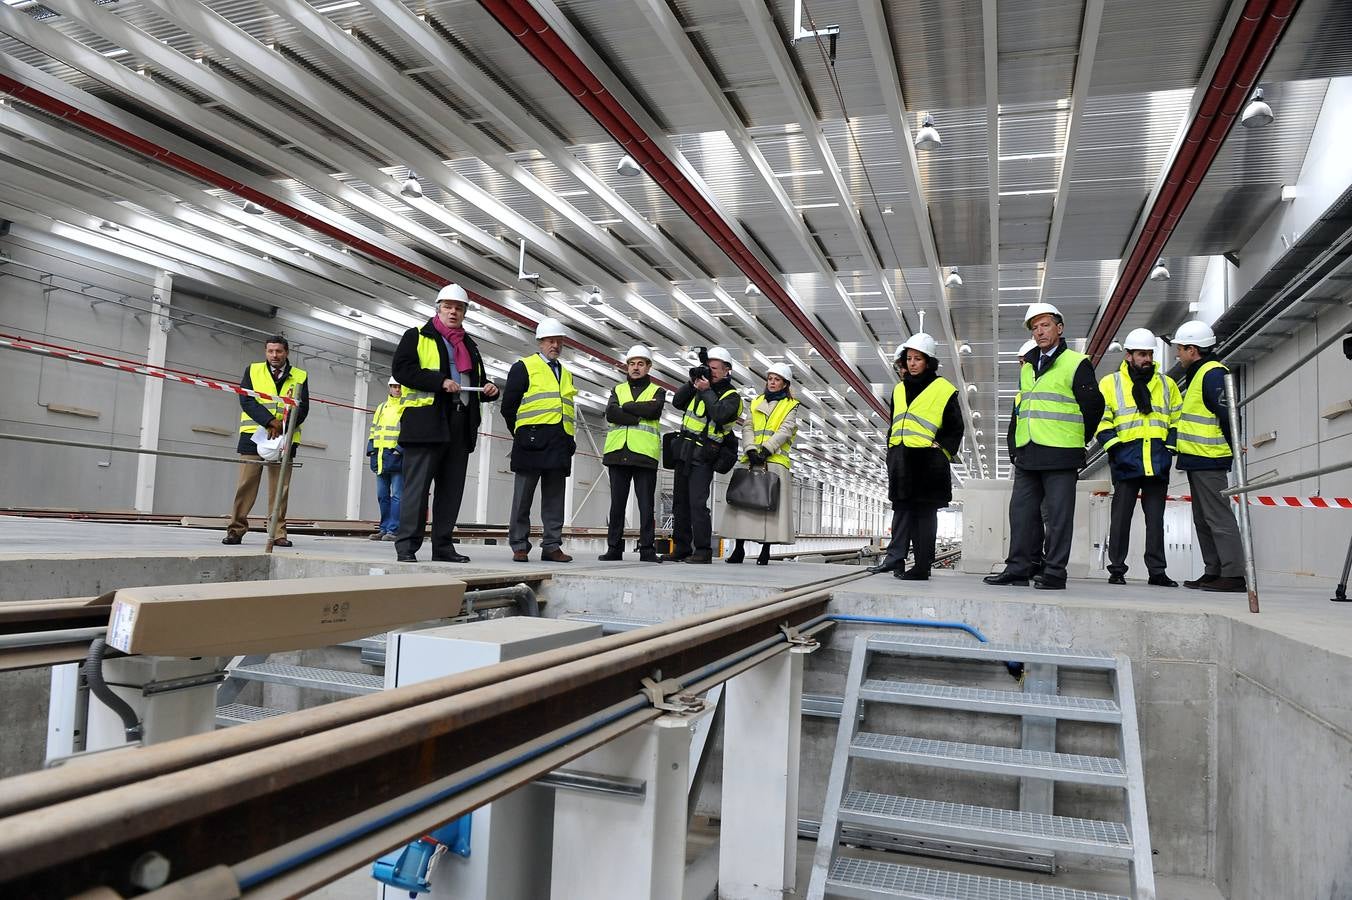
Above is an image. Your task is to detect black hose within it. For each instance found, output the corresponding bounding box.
[82,638,143,743]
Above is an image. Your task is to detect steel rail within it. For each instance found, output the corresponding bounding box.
[0,432,303,467]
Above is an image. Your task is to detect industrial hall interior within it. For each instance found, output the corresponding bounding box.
[2,0,1352,898]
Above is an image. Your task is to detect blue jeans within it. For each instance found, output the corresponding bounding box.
[376,470,403,534]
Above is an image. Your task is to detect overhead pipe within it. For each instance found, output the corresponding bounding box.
[477,0,889,419]
[1085,0,1301,363]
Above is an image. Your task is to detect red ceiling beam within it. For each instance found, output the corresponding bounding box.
[1085,0,1302,363]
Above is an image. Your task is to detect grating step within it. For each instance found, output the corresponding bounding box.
[826,857,1128,900]
[859,680,1121,723]
[851,733,1126,787]
[227,663,383,695]
[867,634,1118,670]
[215,703,288,726]
[839,792,1132,860]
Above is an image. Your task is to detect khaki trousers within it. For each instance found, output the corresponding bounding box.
[227,455,290,539]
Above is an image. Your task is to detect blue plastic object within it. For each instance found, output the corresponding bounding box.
[370,817,472,896]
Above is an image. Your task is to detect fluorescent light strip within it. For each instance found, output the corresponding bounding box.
[315,0,360,12]
[998,285,1040,291]
[997,189,1057,197]
[592,218,622,225]
[845,290,882,296]
[794,202,840,210]
[997,152,1064,162]
[775,169,824,177]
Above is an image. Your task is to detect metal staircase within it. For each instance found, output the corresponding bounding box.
[807,633,1155,900]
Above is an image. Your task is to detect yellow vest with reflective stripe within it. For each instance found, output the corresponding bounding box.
[398,335,444,410]
[368,398,404,475]
[681,387,741,441]
[1097,363,1180,478]
[1176,359,1232,460]
[603,381,661,461]
[749,395,799,469]
[1015,350,1087,449]
[516,354,576,435]
[239,362,307,442]
[889,378,956,458]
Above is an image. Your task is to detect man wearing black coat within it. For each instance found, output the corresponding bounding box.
[391,284,498,563]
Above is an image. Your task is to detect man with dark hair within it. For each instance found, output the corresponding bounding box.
[223,335,310,546]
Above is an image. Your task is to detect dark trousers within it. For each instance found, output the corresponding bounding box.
[606,465,657,552]
[881,503,939,572]
[1006,467,1078,582]
[509,469,567,553]
[396,437,469,559]
[1187,468,1244,577]
[1108,477,1168,577]
[672,462,716,555]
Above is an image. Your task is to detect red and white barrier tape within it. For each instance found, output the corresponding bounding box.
[1092,491,1352,508]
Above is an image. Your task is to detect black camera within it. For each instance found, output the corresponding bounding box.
[1343,333,1351,361]
[688,346,712,383]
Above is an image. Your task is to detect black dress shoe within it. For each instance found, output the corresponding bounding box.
[433,552,471,563]
[1108,573,1126,585]
[272,538,293,548]
[1183,574,1217,589]
[684,552,712,564]
[725,547,745,564]
[221,534,242,545]
[397,554,417,562]
[639,551,661,563]
[866,561,899,575]
[983,571,1029,586]
[660,552,690,563]
[597,549,624,561]
[1035,578,1066,590]
[1201,576,1246,593]
[1148,574,1178,587]
[897,569,929,581]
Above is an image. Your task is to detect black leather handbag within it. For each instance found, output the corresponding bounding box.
[726,464,780,512]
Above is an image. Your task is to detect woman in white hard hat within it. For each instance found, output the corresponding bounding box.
[867,333,964,580]
[721,363,800,565]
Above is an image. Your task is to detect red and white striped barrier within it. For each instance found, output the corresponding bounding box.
[1092,490,1352,508]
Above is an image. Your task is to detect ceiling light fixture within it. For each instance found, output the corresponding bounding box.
[1108,341,1123,352]
[98,220,119,232]
[966,384,978,395]
[945,267,963,288]
[399,173,422,199]
[1240,88,1274,129]
[616,154,641,177]
[881,204,894,215]
[745,282,761,296]
[242,201,266,215]
[914,114,941,151]
[1149,258,1171,282]
[587,286,603,306]
[958,343,972,355]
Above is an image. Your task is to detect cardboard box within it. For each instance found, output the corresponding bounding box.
[103,574,465,657]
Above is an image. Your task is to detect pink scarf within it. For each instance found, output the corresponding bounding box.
[430,315,472,373]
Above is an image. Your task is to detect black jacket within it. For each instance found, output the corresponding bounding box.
[391,321,496,449]
[236,361,310,456]
[500,356,576,473]
[672,378,740,434]
[1175,354,1236,472]
[1004,340,1105,471]
[885,370,964,507]
[603,376,667,469]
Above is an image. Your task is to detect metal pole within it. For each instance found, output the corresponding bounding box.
[1223,372,1259,613]
[1220,457,1352,495]
[1331,531,1352,603]
[264,409,299,554]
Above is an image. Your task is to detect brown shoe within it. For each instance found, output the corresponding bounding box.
[541,549,573,563]
[512,550,530,562]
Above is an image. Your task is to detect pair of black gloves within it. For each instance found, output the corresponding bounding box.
[745,445,770,465]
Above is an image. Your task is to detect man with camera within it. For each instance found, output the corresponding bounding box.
[665,346,742,564]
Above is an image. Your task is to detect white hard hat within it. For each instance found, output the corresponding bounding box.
[1172,320,1216,348]
[705,346,734,366]
[624,344,653,363]
[1023,302,1063,329]
[535,318,567,340]
[436,283,470,306]
[1123,327,1157,351]
[387,376,399,386]
[766,362,792,382]
[901,332,940,360]
[1018,339,1037,356]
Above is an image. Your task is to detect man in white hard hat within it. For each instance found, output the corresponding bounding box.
[391,283,499,562]
[1096,328,1182,587]
[1169,320,1246,592]
[365,376,406,541]
[599,345,667,562]
[501,318,576,563]
[666,346,743,563]
[985,303,1104,589]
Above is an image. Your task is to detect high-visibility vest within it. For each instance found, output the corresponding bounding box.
[368,398,404,475]
[1176,359,1232,460]
[1097,362,1180,477]
[681,386,741,441]
[397,335,445,410]
[603,381,661,461]
[889,378,956,458]
[1014,350,1088,449]
[749,395,799,468]
[515,354,576,435]
[239,362,307,442]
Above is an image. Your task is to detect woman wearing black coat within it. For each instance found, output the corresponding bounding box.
[867,333,964,580]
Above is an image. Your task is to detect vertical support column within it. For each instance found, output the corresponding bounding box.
[133,271,172,512]
[475,406,494,525]
[345,336,372,521]
[720,647,807,899]
[551,714,697,900]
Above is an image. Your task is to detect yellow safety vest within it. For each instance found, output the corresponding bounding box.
[889,378,956,459]
[397,335,445,410]
[603,381,661,461]
[239,362,307,442]
[367,399,404,475]
[749,395,799,469]
[681,386,741,441]
[1015,350,1087,449]
[515,354,576,435]
[1097,363,1180,477]
[1176,359,1232,460]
